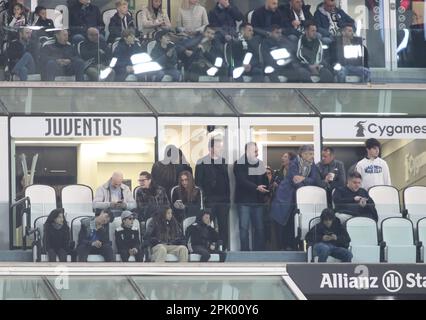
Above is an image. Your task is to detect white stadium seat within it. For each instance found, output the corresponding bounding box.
[247,10,254,24]
[24,185,57,232]
[136,10,144,33]
[102,8,117,42]
[133,185,142,199]
[404,186,426,230]
[346,217,380,263]
[417,218,426,263]
[369,186,402,226]
[61,184,94,221]
[381,217,416,263]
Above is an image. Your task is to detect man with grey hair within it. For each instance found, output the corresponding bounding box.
[93,171,136,217]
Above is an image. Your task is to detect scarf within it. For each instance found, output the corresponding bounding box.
[297,156,312,177]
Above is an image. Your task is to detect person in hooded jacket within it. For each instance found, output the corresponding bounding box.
[115,210,144,262]
[43,208,71,262]
[186,210,226,262]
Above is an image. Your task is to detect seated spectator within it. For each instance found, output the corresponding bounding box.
[7,27,37,81]
[177,24,226,82]
[93,171,136,217]
[150,30,181,81]
[31,6,55,38]
[177,0,209,35]
[69,0,104,44]
[262,24,310,82]
[146,206,189,262]
[231,23,263,82]
[107,0,136,44]
[251,0,284,35]
[5,2,27,28]
[186,210,226,262]
[281,0,314,41]
[333,171,378,222]
[140,0,171,37]
[112,28,145,81]
[80,27,115,81]
[136,171,170,222]
[314,0,355,43]
[40,29,85,81]
[208,0,244,40]
[171,170,202,223]
[115,210,144,262]
[77,208,114,262]
[43,208,70,262]
[305,208,353,263]
[330,24,370,82]
[296,21,334,83]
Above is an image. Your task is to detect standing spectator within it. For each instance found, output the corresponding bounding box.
[314,0,355,43]
[7,27,37,81]
[146,206,188,262]
[234,142,269,251]
[40,29,86,81]
[232,23,263,82]
[136,171,170,222]
[296,21,334,83]
[93,171,136,217]
[77,208,114,262]
[195,137,230,250]
[305,208,353,262]
[186,210,226,262]
[251,0,284,34]
[69,0,104,44]
[150,30,181,81]
[333,171,378,222]
[271,144,320,250]
[171,171,202,224]
[43,208,70,262]
[151,145,193,199]
[79,27,115,81]
[273,151,297,186]
[115,210,144,262]
[140,0,171,37]
[107,0,136,44]
[330,24,370,83]
[281,0,314,41]
[317,146,346,205]
[177,0,209,35]
[355,138,391,191]
[208,0,244,39]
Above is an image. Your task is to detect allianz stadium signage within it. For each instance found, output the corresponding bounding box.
[287,264,426,295]
[322,118,426,139]
[10,117,156,138]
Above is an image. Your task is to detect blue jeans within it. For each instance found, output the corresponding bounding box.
[43,59,85,81]
[238,204,265,251]
[337,65,371,83]
[313,242,353,262]
[12,52,35,81]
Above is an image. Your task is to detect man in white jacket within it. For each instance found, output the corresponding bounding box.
[355,138,391,191]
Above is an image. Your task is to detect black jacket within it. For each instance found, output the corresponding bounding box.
[7,38,38,70]
[40,41,79,65]
[171,187,202,221]
[261,35,298,69]
[177,33,224,68]
[316,159,346,190]
[146,217,186,247]
[77,217,111,247]
[232,35,262,68]
[186,218,219,248]
[113,39,143,72]
[115,225,141,252]
[151,42,178,70]
[251,6,285,32]
[305,218,351,248]
[330,36,369,68]
[107,12,135,43]
[79,40,112,66]
[233,154,269,204]
[208,3,244,36]
[333,186,378,221]
[281,4,313,33]
[195,155,230,204]
[33,17,55,37]
[136,186,170,221]
[69,2,103,35]
[151,162,193,199]
[43,223,70,251]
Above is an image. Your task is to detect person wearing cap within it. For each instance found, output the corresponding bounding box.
[305,208,352,262]
[115,211,144,262]
[77,208,114,262]
[270,144,320,250]
[150,29,181,81]
[186,210,226,262]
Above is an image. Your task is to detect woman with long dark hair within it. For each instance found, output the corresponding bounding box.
[171,171,202,223]
[141,0,171,36]
[43,208,70,262]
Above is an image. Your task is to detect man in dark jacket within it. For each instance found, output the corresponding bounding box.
[40,29,85,81]
[77,208,114,262]
[251,0,285,35]
[333,171,378,222]
[208,0,244,39]
[150,30,181,82]
[195,137,230,250]
[305,208,353,262]
[107,0,136,44]
[281,0,314,41]
[186,210,226,262]
[115,210,143,262]
[234,142,269,251]
[79,27,115,81]
[7,27,37,80]
[69,0,104,44]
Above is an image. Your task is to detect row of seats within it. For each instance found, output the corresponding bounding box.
[307,216,426,263]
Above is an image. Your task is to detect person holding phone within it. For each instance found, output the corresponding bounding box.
[171,171,202,224]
